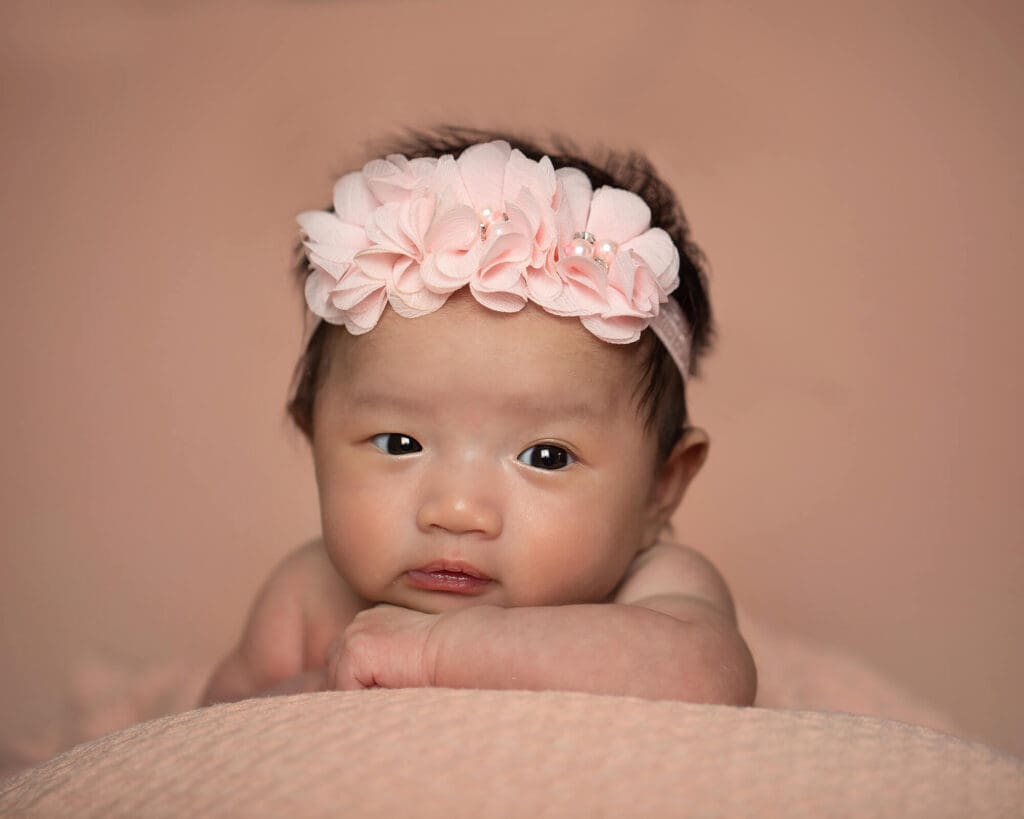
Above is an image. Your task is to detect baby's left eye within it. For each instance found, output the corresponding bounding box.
[517,444,575,471]
[370,433,423,455]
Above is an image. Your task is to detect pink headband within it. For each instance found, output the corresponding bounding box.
[297,140,691,379]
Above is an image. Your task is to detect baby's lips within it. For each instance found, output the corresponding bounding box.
[413,560,492,581]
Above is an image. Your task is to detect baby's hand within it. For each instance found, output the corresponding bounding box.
[326,604,440,690]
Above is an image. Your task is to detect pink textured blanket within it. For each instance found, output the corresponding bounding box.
[4,611,1019,815]
[2,689,1021,818]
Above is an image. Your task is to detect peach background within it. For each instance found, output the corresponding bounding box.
[1,1,1021,756]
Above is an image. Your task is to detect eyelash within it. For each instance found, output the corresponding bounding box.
[368,434,577,471]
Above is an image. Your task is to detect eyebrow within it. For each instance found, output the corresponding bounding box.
[346,390,607,420]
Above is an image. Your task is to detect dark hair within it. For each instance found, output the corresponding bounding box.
[287,125,714,462]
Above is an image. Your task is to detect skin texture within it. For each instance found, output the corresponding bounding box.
[202,292,756,706]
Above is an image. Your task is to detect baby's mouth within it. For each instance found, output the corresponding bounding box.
[406,561,493,595]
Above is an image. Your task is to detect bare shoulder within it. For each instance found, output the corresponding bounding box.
[613,541,737,624]
[261,536,365,643]
[248,537,334,621]
[289,537,367,665]
[277,536,342,600]
[614,542,757,705]
[202,538,361,705]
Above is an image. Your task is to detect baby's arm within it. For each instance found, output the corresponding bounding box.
[329,542,757,705]
[201,539,361,705]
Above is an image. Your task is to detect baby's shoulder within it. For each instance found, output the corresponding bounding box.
[278,537,363,616]
[614,541,736,618]
[249,537,363,632]
[279,535,335,580]
[264,537,367,667]
[621,540,723,580]
[257,537,328,599]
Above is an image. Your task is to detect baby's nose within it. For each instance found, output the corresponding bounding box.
[416,488,502,538]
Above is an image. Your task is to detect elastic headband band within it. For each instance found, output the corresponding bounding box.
[297,140,692,379]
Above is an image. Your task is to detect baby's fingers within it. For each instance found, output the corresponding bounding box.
[326,634,373,690]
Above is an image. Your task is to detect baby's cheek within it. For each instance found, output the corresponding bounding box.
[516,535,625,606]
[322,498,392,592]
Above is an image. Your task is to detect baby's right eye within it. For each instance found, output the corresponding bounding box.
[517,443,575,471]
[370,433,423,455]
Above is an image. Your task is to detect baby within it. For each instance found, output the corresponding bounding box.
[202,127,757,706]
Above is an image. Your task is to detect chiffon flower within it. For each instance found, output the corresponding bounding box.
[550,168,680,343]
[296,140,682,349]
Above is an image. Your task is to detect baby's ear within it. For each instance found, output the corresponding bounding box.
[648,427,709,528]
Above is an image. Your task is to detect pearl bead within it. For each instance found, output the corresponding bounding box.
[566,240,593,258]
[594,239,619,267]
[478,207,510,241]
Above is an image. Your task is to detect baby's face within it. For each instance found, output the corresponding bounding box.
[311,291,675,613]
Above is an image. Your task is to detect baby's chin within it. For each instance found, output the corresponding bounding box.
[376,583,506,615]
[377,583,615,615]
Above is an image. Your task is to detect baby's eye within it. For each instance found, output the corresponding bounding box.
[517,444,575,471]
[370,433,423,455]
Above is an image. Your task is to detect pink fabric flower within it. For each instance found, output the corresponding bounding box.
[553,175,680,343]
[296,140,688,371]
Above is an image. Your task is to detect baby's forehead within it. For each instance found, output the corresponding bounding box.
[322,299,645,414]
